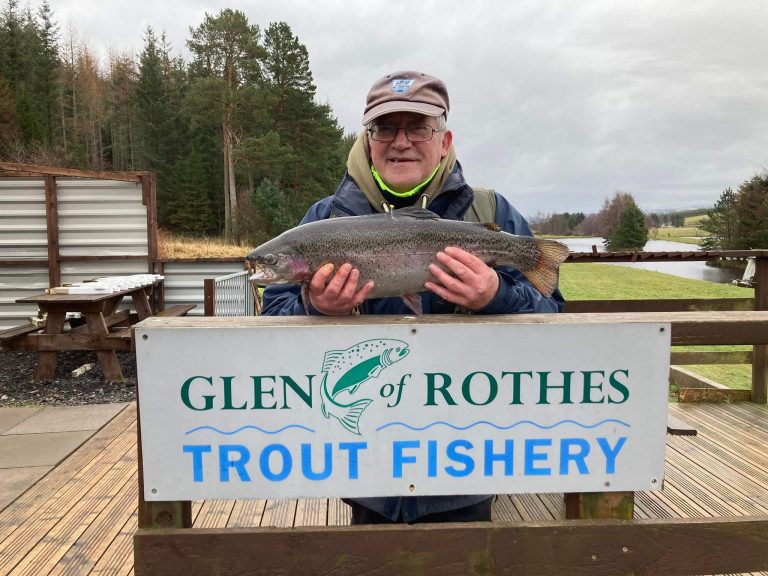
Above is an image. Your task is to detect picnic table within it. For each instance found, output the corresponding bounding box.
[2,277,195,382]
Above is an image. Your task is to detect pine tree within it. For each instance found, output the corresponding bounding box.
[604,196,648,251]
[167,144,216,233]
[136,26,176,222]
[733,174,768,249]
[700,187,738,250]
[187,9,264,240]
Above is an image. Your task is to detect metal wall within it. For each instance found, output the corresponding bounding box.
[160,261,245,317]
[0,176,151,329]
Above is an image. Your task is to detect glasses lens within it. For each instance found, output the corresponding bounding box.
[406,125,433,142]
[371,125,397,141]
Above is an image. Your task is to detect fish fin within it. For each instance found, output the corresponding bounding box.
[402,293,423,315]
[391,207,440,220]
[322,350,345,373]
[300,282,311,315]
[338,398,373,435]
[482,223,501,232]
[523,239,569,297]
[369,365,383,378]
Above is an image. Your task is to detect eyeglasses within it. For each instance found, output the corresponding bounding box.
[368,124,444,142]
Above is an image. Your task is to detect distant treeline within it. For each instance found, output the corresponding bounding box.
[531,173,768,253]
[0,2,352,242]
[530,202,695,237]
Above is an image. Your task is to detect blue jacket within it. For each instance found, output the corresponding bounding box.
[261,163,564,521]
[262,164,565,317]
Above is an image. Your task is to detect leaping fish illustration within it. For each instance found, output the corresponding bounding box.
[320,339,410,434]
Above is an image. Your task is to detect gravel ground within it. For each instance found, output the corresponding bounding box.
[0,351,137,406]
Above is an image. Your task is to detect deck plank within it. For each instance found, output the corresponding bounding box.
[1,402,767,575]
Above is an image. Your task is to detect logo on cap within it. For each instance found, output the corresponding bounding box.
[391,79,414,94]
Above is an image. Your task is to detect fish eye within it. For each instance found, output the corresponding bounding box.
[262,254,278,265]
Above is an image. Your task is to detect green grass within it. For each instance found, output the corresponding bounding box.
[648,226,709,245]
[558,263,751,300]
[559,263,755,389]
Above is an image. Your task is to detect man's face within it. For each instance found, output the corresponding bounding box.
[368,112,452,193]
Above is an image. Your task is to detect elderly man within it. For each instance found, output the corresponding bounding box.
[262,70,564,523]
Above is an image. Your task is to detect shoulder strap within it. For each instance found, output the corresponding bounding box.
[465,187,497,223]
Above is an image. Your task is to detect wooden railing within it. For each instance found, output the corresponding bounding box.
[133,310,768,576]
[565,252,767,404]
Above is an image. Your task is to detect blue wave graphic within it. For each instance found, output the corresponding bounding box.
[185,424,316,436]
[375,419,630,432]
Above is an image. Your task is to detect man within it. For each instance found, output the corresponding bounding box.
[262,70,564,523]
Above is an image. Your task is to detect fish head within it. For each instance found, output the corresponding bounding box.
[380,341,410,367]
[247,247,310,284]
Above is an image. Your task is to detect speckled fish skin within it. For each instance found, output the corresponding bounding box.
[247,207,569,298]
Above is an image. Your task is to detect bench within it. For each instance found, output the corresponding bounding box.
[0,322,42,348]
[108,304,197,344]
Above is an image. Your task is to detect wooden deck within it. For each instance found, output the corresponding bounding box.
[0,401,766,576]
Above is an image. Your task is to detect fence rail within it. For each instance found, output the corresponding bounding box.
[203,270,259,317]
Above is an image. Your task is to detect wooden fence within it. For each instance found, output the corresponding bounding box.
[133,308,768,575]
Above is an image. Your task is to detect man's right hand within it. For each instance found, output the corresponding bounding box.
[307,263,374,315]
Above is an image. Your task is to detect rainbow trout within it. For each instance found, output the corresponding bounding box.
[247,207,568,313]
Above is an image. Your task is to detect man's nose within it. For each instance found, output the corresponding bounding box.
[391,127,412,148]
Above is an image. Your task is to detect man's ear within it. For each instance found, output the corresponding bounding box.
[440,130,453,158]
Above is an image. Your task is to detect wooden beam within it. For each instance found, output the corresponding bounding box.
[133,516,768,576]
[204,278,215,316]
[678,388,752,403]
[44,175,59,288]
[143,173,159,267]
[0,161,146,182]
[134,311,768,347]
[753,256,768,403]
[670,351,752,365]
[566,298,754,313]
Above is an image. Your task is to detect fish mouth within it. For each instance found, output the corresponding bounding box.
[248,266,277,283]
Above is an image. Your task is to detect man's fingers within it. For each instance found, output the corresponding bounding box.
[310,263,335,291]
[442,247,487,273]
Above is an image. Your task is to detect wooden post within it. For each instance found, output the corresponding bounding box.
[43,175,60,288]
[136,394,192,530]
[203,278,215,316]
[564,492,635,520]
[753,255,768,403]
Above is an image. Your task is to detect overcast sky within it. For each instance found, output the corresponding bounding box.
[37,0,768,217]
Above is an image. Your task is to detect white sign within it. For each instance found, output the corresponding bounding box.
[136,319,670,501]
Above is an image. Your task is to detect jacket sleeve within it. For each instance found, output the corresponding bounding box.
[260,200,331,316]
[476,194,565,314]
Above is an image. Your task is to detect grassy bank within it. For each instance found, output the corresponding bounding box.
[559,263,754,389]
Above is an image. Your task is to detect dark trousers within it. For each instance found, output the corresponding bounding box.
[349,498,493,525]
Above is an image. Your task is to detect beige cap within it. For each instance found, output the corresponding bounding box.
[362,71,449,125]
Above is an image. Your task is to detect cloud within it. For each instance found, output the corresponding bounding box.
[42,0,768,217]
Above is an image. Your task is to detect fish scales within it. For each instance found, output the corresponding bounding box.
[247,207,569,301]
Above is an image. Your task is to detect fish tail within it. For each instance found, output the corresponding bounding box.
[524,239,569,297]
[337,398,373,435]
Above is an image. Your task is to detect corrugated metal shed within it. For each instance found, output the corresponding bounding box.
[0,163,156,329]
[160,261,245,317]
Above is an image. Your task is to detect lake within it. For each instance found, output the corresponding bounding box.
[556,237,745,284]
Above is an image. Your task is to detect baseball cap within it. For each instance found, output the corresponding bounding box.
[362,71,450,125]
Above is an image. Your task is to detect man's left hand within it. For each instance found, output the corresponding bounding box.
[425,247,499,311]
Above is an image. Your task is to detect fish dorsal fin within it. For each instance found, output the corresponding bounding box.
[391,207,441,220]
[322,350,344,373]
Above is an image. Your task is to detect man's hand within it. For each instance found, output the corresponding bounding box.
[425,247,499,311]
[307,263,374,315]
